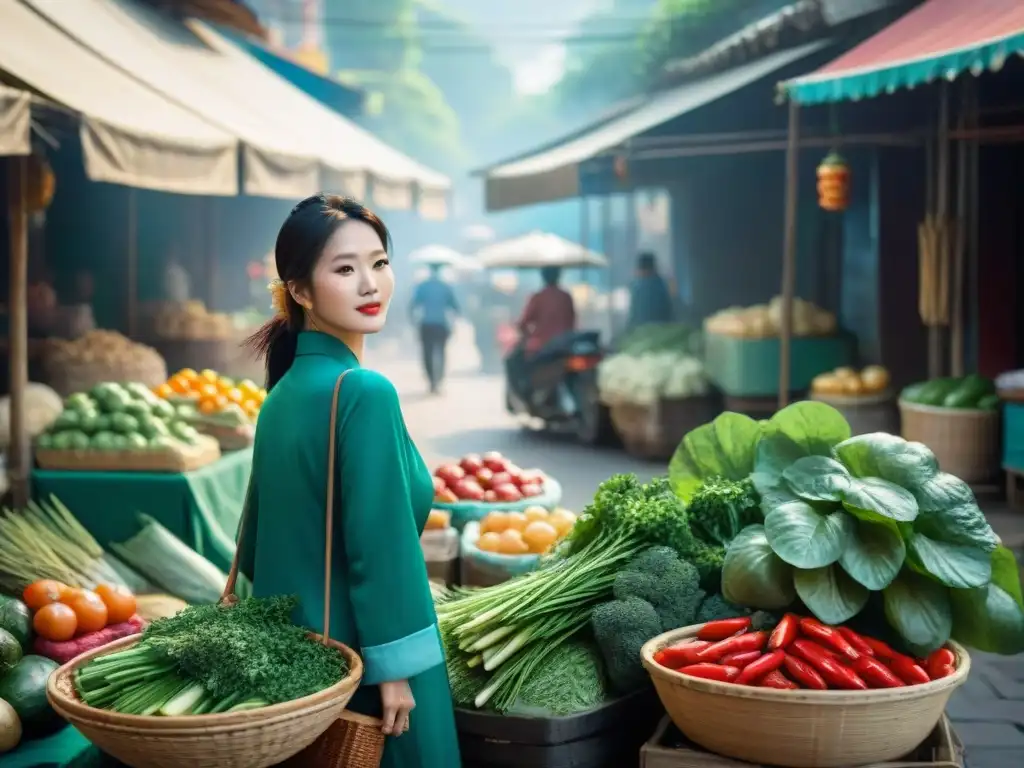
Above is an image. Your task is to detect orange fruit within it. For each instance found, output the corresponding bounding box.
[62,589,108,633]
[255,389,267,404]
[497,528,529,555]
[504,512,528,532]
[200,369,219,383]
[177,368,198,381]
[522,521,558,554]
[154,383,174,399]
[225,388,244,405]
[33,602,78,642]
[198,383,219,398]
[95,584,137,624]
[523,506,549,523]
[242,399,261,417]
[168,375,192,395]
[238,379,259,396]
[477,532,502,552]
[480,511,509,535]
[549,508,577,537]
[23,579,66,611]
[198,395,226,415]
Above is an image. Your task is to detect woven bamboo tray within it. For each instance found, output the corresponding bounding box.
[640,624,969,768]
[640,714,964,768]
[194,421,255,451]
[47,633,363,768]
[36,435,221,473]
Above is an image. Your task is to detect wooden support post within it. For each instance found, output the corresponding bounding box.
[930,82,950,378]
[778,100,801,410]
[126,188,138,337]
[7,156,30,507]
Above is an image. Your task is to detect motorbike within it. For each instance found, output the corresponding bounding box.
[503,329,616,446]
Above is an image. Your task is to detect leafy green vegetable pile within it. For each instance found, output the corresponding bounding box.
[670,401,1024,656]
[74,596,348,715]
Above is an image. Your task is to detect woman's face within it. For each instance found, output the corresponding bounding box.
[295,218,393,335]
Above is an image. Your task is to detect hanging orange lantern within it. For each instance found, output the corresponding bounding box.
[816,151,849,212]
[26,154,56,213]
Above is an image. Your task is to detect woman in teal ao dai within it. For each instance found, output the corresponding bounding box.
[236,195,461,767]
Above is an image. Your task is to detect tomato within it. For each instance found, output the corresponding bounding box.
[95,584,137,625]
[33,602,78,642]
[63,589,108,633]
[23,580,66,611]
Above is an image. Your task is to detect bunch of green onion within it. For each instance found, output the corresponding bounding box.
[75,645,266,716]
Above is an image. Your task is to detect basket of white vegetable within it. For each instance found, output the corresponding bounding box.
[598,350,718,459]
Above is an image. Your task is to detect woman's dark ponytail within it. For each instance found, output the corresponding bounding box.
[244,291,304,391]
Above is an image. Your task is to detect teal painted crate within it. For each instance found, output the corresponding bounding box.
[1003,402,1024,471]
[704,332,854,398]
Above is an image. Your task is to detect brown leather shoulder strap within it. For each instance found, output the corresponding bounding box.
[222,369,352,647]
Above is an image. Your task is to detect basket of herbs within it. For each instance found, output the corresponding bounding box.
[46,595,362,768]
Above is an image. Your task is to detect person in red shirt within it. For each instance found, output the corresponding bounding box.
[518,266,576,355]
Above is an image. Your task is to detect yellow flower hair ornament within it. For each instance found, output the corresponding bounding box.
[268,279,290,319]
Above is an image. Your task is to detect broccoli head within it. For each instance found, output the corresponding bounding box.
[688,476,761,547]
[613,546,705,632]
[695,593,752,624]
[591,596,662,695]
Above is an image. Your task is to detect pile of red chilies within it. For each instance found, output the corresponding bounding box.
[653,615,958,690]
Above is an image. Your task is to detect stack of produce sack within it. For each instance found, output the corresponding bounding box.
[41,331,167,396]
[704,297,836,338]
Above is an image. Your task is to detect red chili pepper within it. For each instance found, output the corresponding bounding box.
[782,654,827,690]
[736,650,786,685]
[697,617,752,641]
[768,614,799,650]
[851,656,905,688]
[798,618,860,661]
[657,640,711,669]
[888,654,931,686]
[720,650,762,668]
[836,626,875,657]
[925,647,956,680]
[759,669,799,689]
[791,639,868,690]
[677,663,741,683]
[697,631,767,663]
[860,636,897,661]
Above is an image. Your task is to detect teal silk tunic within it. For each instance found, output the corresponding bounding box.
[237,331,461,767]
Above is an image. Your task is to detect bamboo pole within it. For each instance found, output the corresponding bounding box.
[601,194,613,337]
[7,156,30,507]
[778,101,800,410]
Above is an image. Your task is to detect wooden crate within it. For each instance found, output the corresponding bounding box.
[640,714,963,768]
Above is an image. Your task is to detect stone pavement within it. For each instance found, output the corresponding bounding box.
[371,327,1024,767]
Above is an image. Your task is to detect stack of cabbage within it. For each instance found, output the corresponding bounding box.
[599,324,708,406]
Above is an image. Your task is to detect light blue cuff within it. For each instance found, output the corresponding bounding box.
[361,623,443,685]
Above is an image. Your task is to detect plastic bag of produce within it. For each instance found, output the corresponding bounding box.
[111,515,228,605]
[459,522,539,587]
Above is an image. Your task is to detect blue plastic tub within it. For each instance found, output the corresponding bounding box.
[1003,402,1024,471]
[434,477,564,531]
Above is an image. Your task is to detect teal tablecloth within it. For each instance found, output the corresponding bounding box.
[4,726,123,768]
[32,448,252,572]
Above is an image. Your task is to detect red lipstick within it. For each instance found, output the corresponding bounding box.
[357,302,382,316]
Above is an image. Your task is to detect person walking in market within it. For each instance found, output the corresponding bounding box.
[626,251,674,330]
[409,262,459,394]
[238,195,461,768]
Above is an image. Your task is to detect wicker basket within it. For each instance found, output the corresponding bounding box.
[281,710,386,768]
[47,633,364,768]
[640,624,970,768]
[609,396,720,460]
[811,391,899,436]
[899,400,1000,484]
[35,435,222,473]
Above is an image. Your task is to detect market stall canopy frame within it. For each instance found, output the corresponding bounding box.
[476,232,608,270]
[0,0,238,195]
[0,84,31,157]
[477,40,830,212]
[780,0,1024,105]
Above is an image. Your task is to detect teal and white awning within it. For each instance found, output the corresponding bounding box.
[781,0,1024,105]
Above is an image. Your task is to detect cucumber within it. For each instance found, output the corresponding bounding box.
[977,393,1000,411]
[943,374,996,409]
[900,381,929,403]
[914,377,960,406]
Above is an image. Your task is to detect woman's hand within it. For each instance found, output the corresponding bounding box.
[379,679,416,736]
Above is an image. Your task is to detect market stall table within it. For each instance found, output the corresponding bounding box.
[31,448,252,573]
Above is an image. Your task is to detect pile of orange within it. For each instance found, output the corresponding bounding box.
[24,579,137,642]
[154,368,266,419]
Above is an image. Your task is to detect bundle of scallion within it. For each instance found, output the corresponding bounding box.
[0,496,151,594]
[74,596,348,716]
[437,475,694,711]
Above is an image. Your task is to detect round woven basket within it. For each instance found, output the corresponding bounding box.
[47,633,363,768]
[898,400,1000,484]
[641,624,970,768]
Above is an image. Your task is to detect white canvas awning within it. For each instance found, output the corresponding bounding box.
[476,232,608,270]
[0,84,31,157]
[25,0,451,215]
[0,0,238,195]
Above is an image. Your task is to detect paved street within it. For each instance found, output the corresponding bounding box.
[371,323,1024,766]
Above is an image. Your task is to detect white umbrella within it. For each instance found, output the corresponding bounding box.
[408,244,465,266]
[475,231,608,270]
